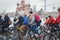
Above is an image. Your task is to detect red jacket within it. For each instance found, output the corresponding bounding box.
[34,13,41,21]
[53,14,60,24]
[48,16,54,24]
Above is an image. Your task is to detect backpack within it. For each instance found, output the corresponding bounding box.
[34,13,41,21]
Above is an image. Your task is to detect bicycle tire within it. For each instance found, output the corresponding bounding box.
[43,33,57,40]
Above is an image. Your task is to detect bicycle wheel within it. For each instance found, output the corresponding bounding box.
[0,34,8,40]
[8,27,19,40]
[43,33,57,40]
[0,37,4,40]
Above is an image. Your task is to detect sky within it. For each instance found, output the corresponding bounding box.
[0,0,60,13]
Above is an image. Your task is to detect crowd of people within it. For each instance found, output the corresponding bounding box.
[0,10,41,34]
[14,11,41,33]
[0,7,60,38]
[45,7,60,30]
[0,14,12,33]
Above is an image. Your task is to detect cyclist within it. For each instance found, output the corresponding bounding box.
[19,13,28,33]
[44,17,50,30]
[45,17,49,24]
[14,17,17,22]
[13,17,18,27]
[0,15,3,25]
[16,15,24,26]
[53,7,60,24]
[3,14,12,33]
[22,13,28,25]
[0,15,3,32]
[52,8,60,29]
[48,15,55,26]
[53,7,60,38]
[28,11,36,25]
[28,11,39,34]
[34,12,41,27]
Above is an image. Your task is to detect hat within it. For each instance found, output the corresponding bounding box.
[29,11,33,14]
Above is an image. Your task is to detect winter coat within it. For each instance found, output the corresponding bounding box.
[53,14,60,24]
[34,13,41,21]
[22,16,28,25]
[48,16,54,24]
[45,18,49,24]
[28,15,36,25]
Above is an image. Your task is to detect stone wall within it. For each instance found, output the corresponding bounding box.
[0,12,59,18]
[40,12,58,18]
[0,13,15,17]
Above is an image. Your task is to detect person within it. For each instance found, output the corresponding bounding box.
[13,17,18,26]
[53,7,60,28]
[2,14,12,33]
[0,15,3,32]
[0,15,3,25]
[53,7,60,38]
[15,15,27,32]
[34,12,41,27]
[53,7,60,24]
[45,15,55,30]
[44,17,50,30]
[28,11,35,25]
[48,15,54,25]
[22,13,28,25]
[3,14,12,28]
[17,15,24,26]
[14,17,17,23]
[45,17,49,24]
[17,14,28,32]
[28,11,39,34]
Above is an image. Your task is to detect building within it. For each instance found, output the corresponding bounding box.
[16,0,31,16]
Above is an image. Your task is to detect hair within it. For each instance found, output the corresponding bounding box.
[48,15,52,18]
[46,17,48,19]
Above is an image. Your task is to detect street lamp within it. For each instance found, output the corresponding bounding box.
[44,0,46,11]
[53,7,55,12]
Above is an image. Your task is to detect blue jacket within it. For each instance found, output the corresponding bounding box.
[23,16,28,25]
[18,16,24,23]
[3,16,10,28]
[4,16,10,24]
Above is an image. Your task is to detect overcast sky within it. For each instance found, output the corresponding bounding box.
[0,0,60,13]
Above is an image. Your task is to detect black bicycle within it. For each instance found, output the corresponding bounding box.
[43,24,57,40]
[0,25,9,40]
[25,25,46,40]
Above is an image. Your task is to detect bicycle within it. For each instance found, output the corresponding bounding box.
[15,24,27,40]
[43,24,57,40]
[0,25,9,40]
[8,27,19,40]
[25,25,45,40]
